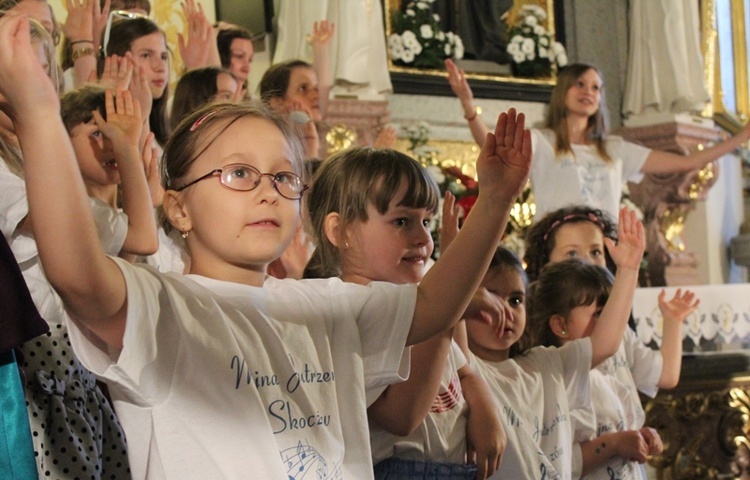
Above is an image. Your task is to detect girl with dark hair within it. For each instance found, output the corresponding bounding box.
[464,209,647,478]
[101,15,170,147]
[170,66,240,130]
[446,59,750,221]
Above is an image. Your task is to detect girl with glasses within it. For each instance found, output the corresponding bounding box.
[0,15,131,479]
[0,11,532,478]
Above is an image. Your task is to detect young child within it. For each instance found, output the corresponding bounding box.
[305,147,507,479]
[523,205,699,478]
[0,11,531,478]
[0,17,132,479]
[464,208,645,479]
[60,85,158,260]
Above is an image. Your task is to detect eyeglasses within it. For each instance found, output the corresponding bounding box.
[102,10,149,56]
[174,163,308,199]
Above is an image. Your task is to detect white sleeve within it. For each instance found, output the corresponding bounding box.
[609,136,651,183]
[0,160,28,238]
[89,198,128,256]
[561,337,594,410]
[352,281,416,404]
[623,328,662,397]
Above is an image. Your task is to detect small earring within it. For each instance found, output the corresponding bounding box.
[344,241,350,249]
[561,329,567,336]
[181,230,190,239]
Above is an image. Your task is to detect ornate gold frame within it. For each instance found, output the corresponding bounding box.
[383,0,560,98]
[702,0,749,133]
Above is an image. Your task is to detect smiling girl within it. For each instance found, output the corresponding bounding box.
[446,60,750,221]
[0,10,531,478]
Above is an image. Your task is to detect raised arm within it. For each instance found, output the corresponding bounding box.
[178,0,221,71]
[589,208,645,367]
[93,89,158,256]
[0,13,128,349]
[310,20,334,116]
[641,123,750,174]
[63,0,97,88]
[445,59,489,147]
[460,364,505,479]
[656,288,698,388]
[407,109,531,345]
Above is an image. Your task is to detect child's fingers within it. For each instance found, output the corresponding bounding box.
[104,88,115,115]
[115,89,126,115]
[512,111,526,151]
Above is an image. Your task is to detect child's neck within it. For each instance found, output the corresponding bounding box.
[188,257,268,287]
[566,115,590,145]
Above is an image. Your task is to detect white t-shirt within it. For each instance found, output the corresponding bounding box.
[575,329,662,479]
[89,197,127,256]
[370,340,469,465]
[530,129,651,221]
[471,338,593,480]
[65,258,415,480]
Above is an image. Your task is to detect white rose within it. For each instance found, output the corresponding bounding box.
[433,14,439,22]
[388,34,403,50]
[406,9,415,16]
[420,24,434,39]
[453,36,464,58]
[512,52,526,64]
[507,42,520,55]
[390,43,405,61]
[534,25,545,35]
[524,15,538,27]
[401,48,415,63]
[437,31,445,41]
[538,47,549,59]
[446,31,454,42]
[557,53,568,67]
[539,36,549,47]
[551,41,565,55]
[511,35,524,44]
[416,1,428,9]
[444,43,452,56]
[526,51,536,61]
[521,38,535,54]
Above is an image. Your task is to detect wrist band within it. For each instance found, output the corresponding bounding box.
[464,108,478,121]
[71,47,96,62]
[70,39,94,46]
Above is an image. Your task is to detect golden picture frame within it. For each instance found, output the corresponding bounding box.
[383,0,561,101]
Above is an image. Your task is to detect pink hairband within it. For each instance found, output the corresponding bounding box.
[190,110,219,132]
[542,213,606,241]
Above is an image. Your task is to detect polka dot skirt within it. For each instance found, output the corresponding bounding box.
[20,323,131,479]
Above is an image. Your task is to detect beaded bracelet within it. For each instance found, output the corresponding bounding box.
[71,47,96,62]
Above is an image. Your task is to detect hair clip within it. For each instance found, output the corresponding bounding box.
[543,212,606,242]
[190,110,219,132]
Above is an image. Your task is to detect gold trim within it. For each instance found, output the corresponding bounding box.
[730,0,748,121]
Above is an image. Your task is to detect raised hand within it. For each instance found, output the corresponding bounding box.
[476,108,532,204]
[63,0,94,43]
[92,89,143,151]
[98,54,133,90]
[445,58,474,105]
[604,208,645,272]
[92,0,111,52]
[372,125,396,149]
[141,132,163,207]
[309,20,335,49]
[658,288,699,324]
[0,13,58,117]
[128,54,153,118]
[439,191,459,253]
[178,0,220,70]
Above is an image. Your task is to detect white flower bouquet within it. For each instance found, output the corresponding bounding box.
[388,0,463,69]
[505,4,567,78]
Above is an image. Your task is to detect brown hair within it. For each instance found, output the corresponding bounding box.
[259,59,312,103]
[217,25,253,70]
[100,16,170,146]
[523,205,617,282]
[545,63,611,162]
[304,147,440,279]
[526,259,613,349]
[487,247,529,358]
[60,85,107,133]
[170,67,237,130]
